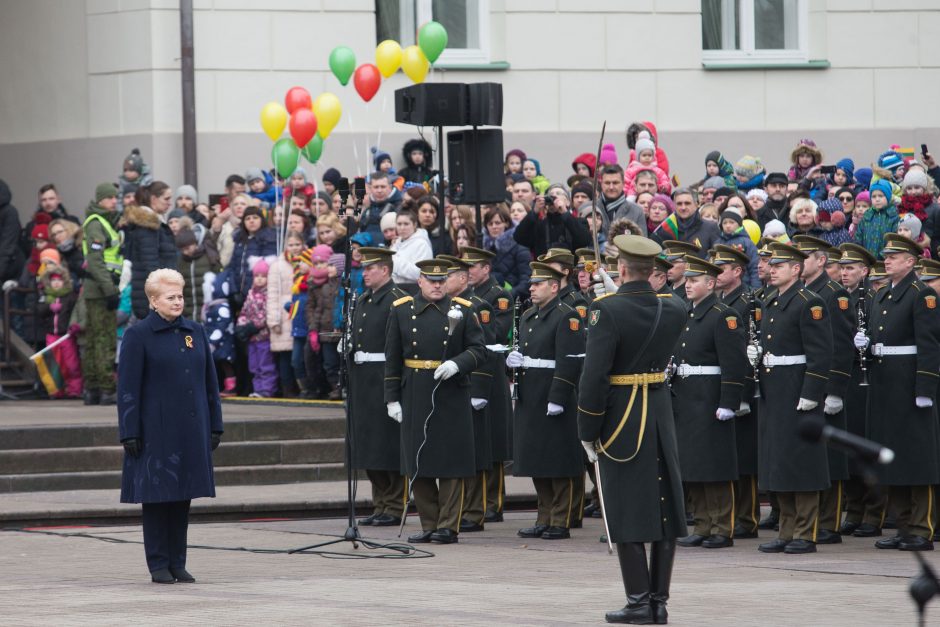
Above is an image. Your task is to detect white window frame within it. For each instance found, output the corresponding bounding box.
[702,0,808,66]
[397,0,490,65]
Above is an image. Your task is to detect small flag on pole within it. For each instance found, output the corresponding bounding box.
[29,334,70,397]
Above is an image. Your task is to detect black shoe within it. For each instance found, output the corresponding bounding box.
[371,513,401,527]
[99,391,117,405]
[875,535,902,549]
[430,528,458,544]
[459,519,484,532]
[358,514,377,526]
[518,525,548,538]
[839,520,860,535]
[83,389,100,406]
[702,534,733,549]
[541,526,571,540]
[853,523,882,538]
[757,513,779,530]
[150,568,175,584]
[584,502,600,518]
[784,539,817,554]
[676,534,706,547]
[733,525,759,539]
[169,567,195,583]
[815,529,843,544]
[758,538,789,553]
[408,530,434,543]
[883,517,897,530]
[605,603,654,624]
[483,510,504,523]
[899,536,934,551]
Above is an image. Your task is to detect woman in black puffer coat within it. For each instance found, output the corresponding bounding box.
[122,182,179,320]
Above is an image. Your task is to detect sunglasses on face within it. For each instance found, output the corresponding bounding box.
[839,196,853,202]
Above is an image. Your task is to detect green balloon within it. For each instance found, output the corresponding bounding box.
[418,21,448,64]
[329,46,356,86]
[301,133,324,164]
[271,138,300,179]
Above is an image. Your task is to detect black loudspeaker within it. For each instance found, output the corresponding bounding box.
[447,129,505,204]
[395,84,466,126]
[466,82,503,126]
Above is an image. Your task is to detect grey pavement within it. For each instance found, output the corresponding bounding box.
[0,510,936,626]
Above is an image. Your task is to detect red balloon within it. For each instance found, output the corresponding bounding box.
[284,86,312,114]
[289,109,318,148]
[353,64,382,103]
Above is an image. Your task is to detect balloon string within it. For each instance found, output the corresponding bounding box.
[365,100,372,176]
[375,93,388,159]
[348,111,362,178]
[273,148,282,256]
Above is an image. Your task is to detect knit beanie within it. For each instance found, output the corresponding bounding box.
[720,210,743,227]
[291,168,308,183]
[252,258,270,276]
[878,150,904,172]
[123,148,144,174]
[715,187,735,200]
[245,167,265,183]
[546,183,568,199]
[505,148,527,163]
[705,151,722,166]
[703,176,725,190]
[312,244,333,263]
[855,168,873,190]
[578,201,602,219]
[527,158,542,176]
[899,213,923,239]
[735,155,763,179]
[869,179,893,203]
[95,182,118,202]
[316,191,333,208]
[380,212,398,231]
[322,167,342,188]
[175,184,198,203]
[651,193,675,214]
[175,228,198,249]
[830,211,846,228]
[39,248,61,265]
[816,198,842,223]
[764,219,788,241]
[747,188,769,203]
[599,143,619,166]
[371,146,392,170]
[571,180,594,200]
[634,131,655,157]
[167,208,186,221]
[31,224,50,241]
[835,158,855,183]
[902,169,931,191]
[855,190,871,205]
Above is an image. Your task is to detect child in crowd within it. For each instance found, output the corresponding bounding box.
[830,158,855,188]
[285,247,314,397]
[717,210,759,288]
[204,272,237,396]
[286,168,315,203]
[856,180,900,259]
[702,151,737,191]
[399,138,435,185]
[599,143,619,168]
[815,199,852,248]
[267,231,305,398]
[371,147,405,190]
[788,139,822,182]
[734,155,766,192]
[505,149,526,174]
[305,245,341,399]
[624,131,671,197]
[37,266,82,398]
[245,167,278,208]
[119,148,153,193]
[176,226,221,321]
[571,153,596,178]
[897,214,931,259]
[848,191,871,240]
[235,259,277,398]
[522,159,551,195]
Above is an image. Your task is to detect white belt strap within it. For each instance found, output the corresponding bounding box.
[871,343,917,357]
[762,354,807,367]
[676,364,722,377]
[522,357,556,369]
[353,351,385,363]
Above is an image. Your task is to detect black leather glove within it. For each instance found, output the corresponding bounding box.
[106,293,121,311]
[211,432,222,451]
[234,323,259,341]
[122,438,141,458]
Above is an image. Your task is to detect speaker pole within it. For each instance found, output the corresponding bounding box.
[472,126,483,247]
[437,124,446,241]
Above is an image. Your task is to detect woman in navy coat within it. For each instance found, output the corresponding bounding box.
[118,268,224,584]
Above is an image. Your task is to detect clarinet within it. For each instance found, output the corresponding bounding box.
[748,291,762,399]
[511,297,521,401]
[856,295,870,387]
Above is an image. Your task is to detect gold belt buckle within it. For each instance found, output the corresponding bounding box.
[423,360,434,369]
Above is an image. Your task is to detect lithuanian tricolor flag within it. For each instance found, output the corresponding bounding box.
[30,334,70,397]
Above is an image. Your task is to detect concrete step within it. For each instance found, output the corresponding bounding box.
[0,462,349,493]
[0,439,347,475]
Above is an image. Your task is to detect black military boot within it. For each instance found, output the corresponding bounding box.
[649,539,675,624]
[605,542,653,624]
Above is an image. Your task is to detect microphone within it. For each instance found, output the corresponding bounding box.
[798,416,894,465]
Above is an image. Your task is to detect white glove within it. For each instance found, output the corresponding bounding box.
[716,408,735,421]
[581,440,598,463]
[471,397,488,410]
[853,331,869,350]
[433,360,459,380]
[338,336,346,354]
[505,350,524,368]
[595,268,618,294]
[746,344,762,366]
[386,401,402,423]
[2,280,16,292]
[592,282,606,298]
[796,398,818,411]
[824,395,844,415]
[735,401,751,416]
[916,396,934,408]
[547,402,564,416]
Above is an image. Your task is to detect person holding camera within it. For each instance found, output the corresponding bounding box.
[513,184,591,258]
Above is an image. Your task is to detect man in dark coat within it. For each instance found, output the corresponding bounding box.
[793,235,855,544]
[349,247,408,527]
[20,184,79,257]
[857,234,940,551]
[0,179,25,284]
[673,256,747,550]
[513,196,592,258]
[713,245,761,539]
[662,240,701,303]
[578,234,686,625]
[464,246,514,523]
[753,242,833,555]
[755,172,791,230]
[385,259,486,544]
[507,262,586,540]
[836,243,887,538]
[651,189,719,255]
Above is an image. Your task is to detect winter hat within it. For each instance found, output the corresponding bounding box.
[322,167,342,188]
[95,182,118,202]
[878,150,904,172]
[634,131,655,157]
[765,172,789,186]
[599,143,619,166]
[855,168,873,190]
[578,201,602,219]
[39,248,60,265]
[505,148,527,164]
[747,188,769,203]
[167,208,186,221]
[123,148,144,174]
[650,193,675,214]
[371,146,392,170]
[32,224,50,241]
[509,172,527,184]
[830,211,846,228]
[869,179,893,203]
[328,252,346,274]
[175,184,198,203]
[526,158,543,176]
[714,187,736,200]
[572,153,597,176]
[835,158,855,183]
[311,244,333,263]
[245,167,265,184]
[720,210,743,227]
[705,150,722,166]
[764,219,789,241]
[899,213,923,239]
[350,232,373,247]
[816,198,841,223]
[546,183,568,199]
[790,139,822,165]
[315,191,333,208]
[571,180,594,200]
[734,155,763,179]
[380,212,398,232]
[703,176,725,190]
[175,228,198,249]
[855,190,871,205]
[291,168,308,183]
[902,169,931,191]
[119,179,139,197]
[251,258,270,276]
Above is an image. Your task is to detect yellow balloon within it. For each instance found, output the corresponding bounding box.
[259,101,287,142]
[401,45,429,84]
[375,40,402,79]
[743,219,761,245]
[312,92,342,139]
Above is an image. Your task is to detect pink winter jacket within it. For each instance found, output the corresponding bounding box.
[623,160,672,197]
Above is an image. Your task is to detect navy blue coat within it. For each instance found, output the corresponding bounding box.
[118,311,224,503]
[230,227,277,300]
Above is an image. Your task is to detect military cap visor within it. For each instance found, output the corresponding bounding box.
[917,258,940,279]
[661,239,701,261]
[359,247,395,266]
[436,254,471,271]
[881,233,921,257]
[529,261,564,282]
[684,257,722,278]
[870,261,887,277]
[416,259,451,280]
[837,243,876,266]
[653,256,674,273]
[460,246,495,264]
[711,244,750,267]
[792,235,831,254]
[538,248,576,267]
[613,234,663,261]
[768,242,809,264]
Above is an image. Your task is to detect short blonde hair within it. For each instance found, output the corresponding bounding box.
[789,198,818,225]
[145,268,185,299]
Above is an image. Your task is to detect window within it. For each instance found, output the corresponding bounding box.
[702,0,807,65]
[376,0,490,65]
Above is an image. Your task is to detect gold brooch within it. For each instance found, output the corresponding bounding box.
[185,335,194,349]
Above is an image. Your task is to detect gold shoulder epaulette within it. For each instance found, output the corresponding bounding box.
[453,296,472,307]
[594,293,613,302]
[656,293,673,298]
[393,296,413,307]
[797,289,810,301]
[912,282,923,291]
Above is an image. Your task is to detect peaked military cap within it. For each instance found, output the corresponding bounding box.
[613,234,663,262]
[575,247,598,268]
[460,246,495,264]
[870,261,887,278]
[416,258,451,280]
[881,232,921,257]
[837,243,876,266]
[359,247,395,266]
[684,256,723,278]
[538,248,577,268]
[529,261,565,283]
[792,235,831,254]
[437,254,471,271]
[654,255,674,273]
[661,240,701,262]
[768,241,809,264]
[711,244,750,267]
[917,258,940,279]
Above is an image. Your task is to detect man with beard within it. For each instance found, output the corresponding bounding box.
[755,172,791,230]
